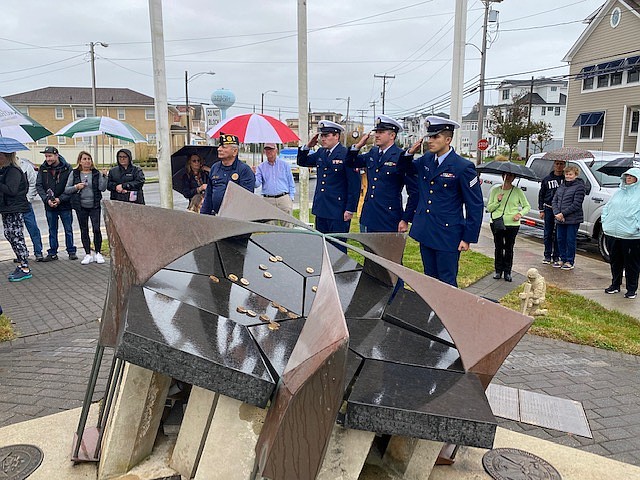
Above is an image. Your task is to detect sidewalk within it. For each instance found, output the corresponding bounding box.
[0,224,639,468]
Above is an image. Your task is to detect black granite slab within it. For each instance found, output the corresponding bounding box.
[250,232,361,276]
[344,359,496,448]
[248,317,306,378]
[116,286,276,407]
[304,270,393,318]
[384,288,454,347]
[145,269,297,326]
[164,242,225,277]
[217,238,305,313]
[347,318,463,372]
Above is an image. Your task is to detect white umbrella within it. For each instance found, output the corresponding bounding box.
[55,116,147,143]
[0,96,34,128]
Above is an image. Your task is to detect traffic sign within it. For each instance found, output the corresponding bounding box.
[477,138,489,151]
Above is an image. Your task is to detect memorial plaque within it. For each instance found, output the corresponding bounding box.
[483,448,562,480]
[0,444,43,480]
[486,383,520,422]
[519,389,592,438]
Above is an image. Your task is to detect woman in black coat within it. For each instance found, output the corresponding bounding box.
[107,148,145,204]
[552,165,585,270]
[181,153,208,201]
[0,149,32,281]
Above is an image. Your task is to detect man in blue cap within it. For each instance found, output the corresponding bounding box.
[201,133,255,215]
[401,115,483,287]
[346,115,418,233]
[297,120,360,236]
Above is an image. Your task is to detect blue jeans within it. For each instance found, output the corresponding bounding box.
[23,204,43,256]
[556,223,579,265]
[45,208,76,256]
[542,207,559,260]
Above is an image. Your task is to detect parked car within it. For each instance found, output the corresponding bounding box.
[278,148,316,178]
[479,151,629,261]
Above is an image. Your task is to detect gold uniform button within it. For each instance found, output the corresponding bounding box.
[388,206,392,210]
[429,190,433,194]
[430,181,434,185]
[444,184,448,187]
[311,285,318,292]
[428,200,432,204]
[323,174,327,178]
[228,274,238,282]
[426,209,430,213]
[445,223,449,227]
[372,186,376,189]
[321,188,325,192]
[374,177,378,181]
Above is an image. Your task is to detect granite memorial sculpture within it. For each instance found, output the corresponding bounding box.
[83,182,533,480]
[520,268,548,316]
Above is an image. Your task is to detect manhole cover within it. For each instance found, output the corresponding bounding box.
[0,444,44,480]
[483,448,561,480]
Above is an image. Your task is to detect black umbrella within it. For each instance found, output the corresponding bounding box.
[596,157,640,177]
[170,145,219,192]
[476,160,540,181]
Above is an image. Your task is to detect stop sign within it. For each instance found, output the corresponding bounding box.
[477,138,489,151]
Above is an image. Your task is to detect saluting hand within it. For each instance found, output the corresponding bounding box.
[407,138,423,155]
[307,133,319,149]
[355,132,370,149]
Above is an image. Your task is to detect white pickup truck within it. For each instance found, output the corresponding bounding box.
[478,151,628,261]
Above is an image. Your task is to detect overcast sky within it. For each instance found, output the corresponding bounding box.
[1,0,605,124]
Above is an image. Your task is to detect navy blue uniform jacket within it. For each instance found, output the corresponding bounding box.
[345,144,418,232]
[404,149,483,252]
[201,158,255,215]
[297,143,360,220]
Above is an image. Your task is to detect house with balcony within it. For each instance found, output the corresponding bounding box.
[562,0,640,153]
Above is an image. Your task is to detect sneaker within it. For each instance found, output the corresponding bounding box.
[35,254,44,262]
[69,253,78,261]
[95,252,105,264]
[625,291,637,299]
[81,254,94,265]
[12,258,20,263]
[552,261,562,268]
[42,254,58,262]
[8,268,32,282]
[561,262,574,270]
[604,286,620,294]
[7,266,21,280]
[542,258,552,265]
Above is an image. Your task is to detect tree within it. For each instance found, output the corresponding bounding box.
[488,93,530,160]
[529,121,554,154]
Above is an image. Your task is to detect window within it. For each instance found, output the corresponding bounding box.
[145,108,155,121]
[117,109,126,120]
[597,75,609,88]
[547,107,554,112]
[555,107,561,116]
[631,111,639,135]
[75,108,90,119]
[146,134,157,144]
[573,111,605,140]
[610,71,623,86]
[541,107,546,116]
[550,86,558,92]
[583,77,594,90]
[628,68,640,84]
[57,136,66,145]
[470,122,478,131]
[610,6,621,28]
[37,138,47,146]
[502,89,510,100]
[75,137,91,146]
[55,107,64,120]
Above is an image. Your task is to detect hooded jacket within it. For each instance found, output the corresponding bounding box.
[602,167,640,240]
[107,148,145,204]
[552,176,585,225]
[35,155,73,211]
[0,163,29,214]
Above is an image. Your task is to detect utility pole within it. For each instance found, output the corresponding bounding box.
[184,71,190,146]
[356,109,367,127]
[525,75,534,160]
[370,101,377,124]
[450,0,468,153]
[374,74,395,114]
[297,0,310,224]
[89,41,108,163]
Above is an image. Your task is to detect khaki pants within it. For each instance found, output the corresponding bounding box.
[263,195,293,216]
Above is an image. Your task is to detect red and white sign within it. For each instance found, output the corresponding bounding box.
[477,138,489,151]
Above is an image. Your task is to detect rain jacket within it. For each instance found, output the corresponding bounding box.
[602,167,640,240]
[36,155,73,211]
[552,177,585,225]
[0,163,29,214]
[107,149,145,204]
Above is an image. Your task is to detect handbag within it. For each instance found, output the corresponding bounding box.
[492,188,514,232]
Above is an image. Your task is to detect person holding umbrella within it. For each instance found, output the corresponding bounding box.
[0,140,33,281]
[601,167,640,299]
[552,165,586,270]
[486,173,531,282]
[180,153,208,202]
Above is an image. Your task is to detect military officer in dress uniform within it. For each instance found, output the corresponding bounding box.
[297,120,360,235]
[201,133,255,215]
[345,115,418,233]
[401,116,484,287]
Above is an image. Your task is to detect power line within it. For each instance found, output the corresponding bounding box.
[0,53,86,75]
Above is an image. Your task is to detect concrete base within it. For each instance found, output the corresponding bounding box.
[98,363,171,480]
[383,436,442,480]
[170,386,218,479]
[317,426,376,480]
[193,394,266,480]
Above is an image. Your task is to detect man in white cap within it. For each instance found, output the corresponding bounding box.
[297,120,360,237]
[402,115,483,287]
[253,143,295,215]
[345,114,418,233]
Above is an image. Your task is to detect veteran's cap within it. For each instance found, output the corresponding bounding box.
[318,120,344,134]
[219,133,240,146]
[372,114,403,133]
[425,116,460,137]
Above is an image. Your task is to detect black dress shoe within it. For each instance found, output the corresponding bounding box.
[504,273,513,282]
[493,272,502,279]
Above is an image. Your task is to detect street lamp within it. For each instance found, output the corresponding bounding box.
[336,96,350,128]
[89,41,108,162]
[185,70,215,145]
[261,90,278,114]
[476,0,502,164]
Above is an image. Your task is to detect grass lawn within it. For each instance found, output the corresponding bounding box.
[0,313,15,342]
[501,285,640,356]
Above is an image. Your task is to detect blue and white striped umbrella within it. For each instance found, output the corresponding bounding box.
[0,137,29,153]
